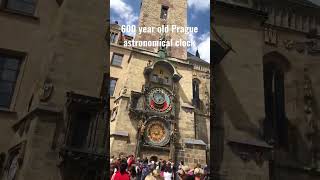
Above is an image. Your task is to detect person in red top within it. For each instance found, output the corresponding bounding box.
[111,163,130,180]
[127,155,135,169]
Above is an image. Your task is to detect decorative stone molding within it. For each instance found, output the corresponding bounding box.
[264,27,278,45]
[2,141,27,180]
[227,138,272,165]
[181,102,194,113]
[283,39,320,55]
[303,68,320,169]
[119,87,128,96]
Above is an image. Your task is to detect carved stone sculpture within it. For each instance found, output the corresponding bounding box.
[39,78,54,102]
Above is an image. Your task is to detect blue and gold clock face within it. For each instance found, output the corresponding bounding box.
[147,88,172,113]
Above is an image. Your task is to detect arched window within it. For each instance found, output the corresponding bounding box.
[192,79,200,108]
[263,52,289,148]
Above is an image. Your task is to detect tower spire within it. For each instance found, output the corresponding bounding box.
[196,49,200,58]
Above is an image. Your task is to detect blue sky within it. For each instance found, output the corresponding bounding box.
[110,0,210,62]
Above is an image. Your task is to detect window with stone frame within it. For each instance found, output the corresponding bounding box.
[160,5,168,19]
[263,62,288,147]
[2,0,37,15]
[109,78,117,96]
[192,79,201,108]
[111,53,123,67]
[0,51,23,109]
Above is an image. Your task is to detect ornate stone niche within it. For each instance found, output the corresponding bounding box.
[144,60,182,85]
[303,69,320,169]
[39,77,54,102]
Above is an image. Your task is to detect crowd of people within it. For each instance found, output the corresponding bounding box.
[110,155,209,180]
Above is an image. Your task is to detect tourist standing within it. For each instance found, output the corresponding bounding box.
[129,166,137,180]
[111,163,130,180]
[163,163,173,180]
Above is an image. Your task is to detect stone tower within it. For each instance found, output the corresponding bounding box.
[135,0,188,60]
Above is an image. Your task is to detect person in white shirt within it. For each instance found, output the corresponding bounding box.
[163,163,173,180]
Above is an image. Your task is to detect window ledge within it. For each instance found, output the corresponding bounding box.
[0,8,39,21]
[0,107,16,114]
[111,64,123,68]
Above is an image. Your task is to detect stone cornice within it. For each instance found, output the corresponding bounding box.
[12,103,62,132]
[215,1,268,20]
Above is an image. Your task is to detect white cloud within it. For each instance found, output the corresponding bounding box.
[188,32,198,53]
[188,0,210,12]
[197,36,210,63]
[188,32,210,63]
[110,0,138,36]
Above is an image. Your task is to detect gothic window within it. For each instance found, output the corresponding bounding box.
[111,53,123,66]
[160,5,168,19]
[4,0,36,15]
[109,78,117,96]
[288,13,292,28]
[192,79,200,108]
[0,52,22,108]
[263,62,288,147]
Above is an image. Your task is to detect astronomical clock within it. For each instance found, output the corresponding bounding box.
[130,58,182,155]
[143,87,173,145]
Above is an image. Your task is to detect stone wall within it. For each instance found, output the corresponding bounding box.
[176,144,207,168]
[214,4,268,179]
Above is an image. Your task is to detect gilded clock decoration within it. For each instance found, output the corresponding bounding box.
[148,123,166,142]
[144,120,170,146]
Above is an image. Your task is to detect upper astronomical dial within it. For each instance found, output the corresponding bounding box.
[147,88,173,113]
[153,91,165,105]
